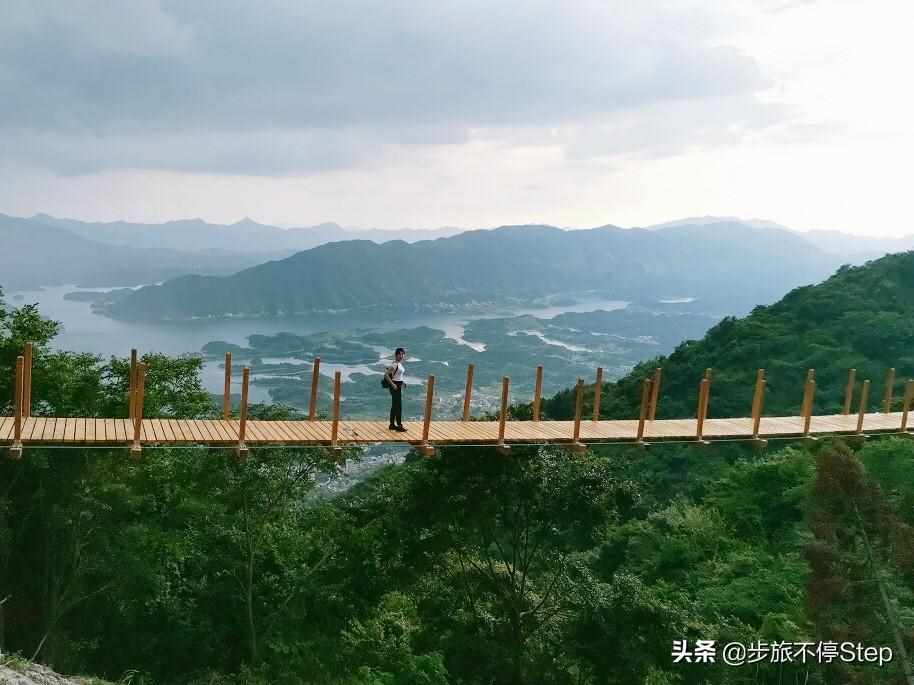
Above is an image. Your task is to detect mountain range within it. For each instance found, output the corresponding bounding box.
[645,215,914,257]
[2,210,910,302]
[0,213,463,289]
[99,221,845,321]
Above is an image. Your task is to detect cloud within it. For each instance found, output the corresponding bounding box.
[0,0,785,175]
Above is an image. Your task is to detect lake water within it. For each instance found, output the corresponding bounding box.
[9,285,629,402]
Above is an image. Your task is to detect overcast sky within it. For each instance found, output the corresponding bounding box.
[1,0,910,235]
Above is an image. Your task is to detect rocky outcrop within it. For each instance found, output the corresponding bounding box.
[0,661,108,685]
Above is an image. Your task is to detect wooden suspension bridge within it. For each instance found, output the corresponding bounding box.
[3,348,913,460]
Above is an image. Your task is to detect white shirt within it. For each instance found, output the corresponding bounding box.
[392,362,406,382]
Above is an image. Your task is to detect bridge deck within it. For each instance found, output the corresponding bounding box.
[0,412,907,448]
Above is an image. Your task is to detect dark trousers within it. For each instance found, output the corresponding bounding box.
[389,381,403,427]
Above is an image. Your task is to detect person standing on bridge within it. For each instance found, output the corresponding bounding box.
[385,347,408,432]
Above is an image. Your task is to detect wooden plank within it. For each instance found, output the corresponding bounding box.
[248,420,274,442]
[100,418,113,442]
[159,419,177,442]
[114,418,127,443]
[187,419,207,442]
[200,419,223,442]
[143,419,165,442]
[344,421,379,443]
[0,417,12,441]
[268,420,294,442]
[208,420,235,443]
[44,417,63,441]
[64,417,77,442]
[22,417,40,442]
[276,420,301,442]
[194,419,218,443]
[306,421,332,442]
[85,418,96,442]
[94,418,105,442]
[283,421,315,443]
[460,421,492,441]
[289,420,320,442]
[220,420,240,444]
[439,421,475,442]
[51,417,67,442]
[73,418,86,442]
[16,417,31,442]
[245,421,269,443]
[173,419,192,442]
[362,422,392,442]
[336,422,361,444]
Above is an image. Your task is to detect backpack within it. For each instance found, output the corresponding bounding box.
[381,364,395,389]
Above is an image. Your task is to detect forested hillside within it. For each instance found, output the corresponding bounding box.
[2,250,914,684]
[538,250,914,422]
[101,222,841,321]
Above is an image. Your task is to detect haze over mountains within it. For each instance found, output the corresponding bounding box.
[33,213,462,255]
[1,213,465,289]
[2,211,911,304]
[99,222,845,321]
[645,215,914,257]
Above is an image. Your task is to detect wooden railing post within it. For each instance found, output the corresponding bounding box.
[128,348,137,420]
[901,380,914,432]
[802,370,816,439]
[532,365,542,422]
[496,376,510,454]
[329,370,342,455]
[10,356,23,459]
[856,379,870,436]
[223,351,232,419]
[308,357,321,421]
[236,367,250,461]
[636,377,652,445]
[883,367,895,414]
[131,362,146,459]
[419,375,436,457]
[569,378,586,453]
[462,363,474,421]
[648,367,661,420]
[696,377,710,444]
[22,343,32,419]
[702,368,712,421]
[751,369,766,444]
[843,368,856,415]
[592,367,603,422]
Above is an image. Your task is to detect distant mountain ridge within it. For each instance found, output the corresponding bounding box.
[0,214,262,289]
[0,213,463,290]
[3,211,907,295]
[645,214,914,258]
[30,213,464,256]
[100,221,845,321]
